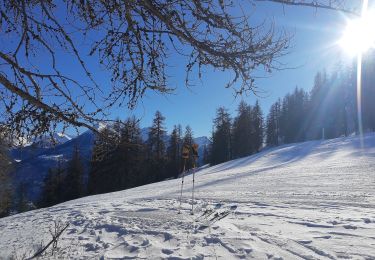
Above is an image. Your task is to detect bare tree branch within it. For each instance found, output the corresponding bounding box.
[0,73,98,132]
[0,0,291,140]
[26,221,69,259]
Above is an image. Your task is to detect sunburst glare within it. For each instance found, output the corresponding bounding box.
[339,10,375,56]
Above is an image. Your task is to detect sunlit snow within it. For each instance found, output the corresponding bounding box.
[1,134,375,259]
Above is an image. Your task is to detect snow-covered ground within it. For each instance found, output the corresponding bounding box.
[1,134,375,259]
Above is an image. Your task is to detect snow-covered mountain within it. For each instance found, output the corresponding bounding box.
[9,132,71,159]
[10,128,210,202]
[194,136,210,147]
[11,132,73,162]
[2,133,375,259]
[32,132,73,148]
[10,129,96,201]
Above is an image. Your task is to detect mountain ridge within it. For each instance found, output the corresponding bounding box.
[10,128,210,202]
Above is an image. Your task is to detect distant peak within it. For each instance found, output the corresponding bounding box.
[56,132,72,140]
[94,122,108,131]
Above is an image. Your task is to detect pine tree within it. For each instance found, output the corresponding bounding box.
[306,71,327,140]
[88,118,147,195]
[232,101,253,158]
[15,182,33,212]
[113,118,123,143]
[266,100,281,146]
[0,136,12,217]
[88,127,119,195]
[167,125,182,178]
[360,51,375,131]
[211,107,232,165]
[262,62,375,147]
[116,117,145,188]
[39,159,66,207]
[177,124,183,171]
[147,111,167,181]
[182,125,195,170]
[64,145,84,201]
[252,100,264,152]
[279,87,309,143]
[39,169,58,207]
[148,111,167,160]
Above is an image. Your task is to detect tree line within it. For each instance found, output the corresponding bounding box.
[0,133,12,217]
[207,101,264,166]
[39,146,85,207]
[206,55,375,167]
[39,112,199,206]
[40,100,267,207]
[1,54,374,214]
[266,56,375,146]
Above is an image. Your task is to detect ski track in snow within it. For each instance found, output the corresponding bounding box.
[1,134,375,259]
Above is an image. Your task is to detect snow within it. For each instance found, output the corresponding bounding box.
[56,132,72,141]
[95,122,108,132]
[38,154,65,161]
[1,134,375,259]
[194,136,211,147]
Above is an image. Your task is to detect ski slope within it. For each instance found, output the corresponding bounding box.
[1,134,375,259]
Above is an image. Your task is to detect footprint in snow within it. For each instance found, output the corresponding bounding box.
[129,234,150,247]
[161,248,174,255]
[343,224,357,230]
[313,235,331,239]
[362,218,372,224]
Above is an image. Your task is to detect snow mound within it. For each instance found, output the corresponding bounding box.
[1,134,375,259]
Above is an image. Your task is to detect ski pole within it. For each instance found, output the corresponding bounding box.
[178,158,186,214]
[190,144,199,215]
[190,158,197,215]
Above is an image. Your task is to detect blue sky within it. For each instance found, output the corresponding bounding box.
[121,3,351,137]
[1,2,355,138]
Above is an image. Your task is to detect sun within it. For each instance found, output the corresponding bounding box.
[339,10,375,56]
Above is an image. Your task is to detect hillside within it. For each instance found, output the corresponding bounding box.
[10,129,210,202]
[1,134,375,259]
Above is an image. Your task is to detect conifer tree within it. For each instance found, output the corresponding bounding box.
[211,107,232,165]
[306,71,327,140]
[182,126,195,170]
[266,100,281,146]
[0,136,12,217]
[116,117,145,188]
[279,87,309,143]
[362,51,375,131]
[64,145,84,201]
[39,159,66,207]
[252,100,264,152]
[232,101,253,158]
[147,111,167,181]
[88,118,146,195]
[148,111,167,161]
[88,127,119,194]
[167,125,182,178]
